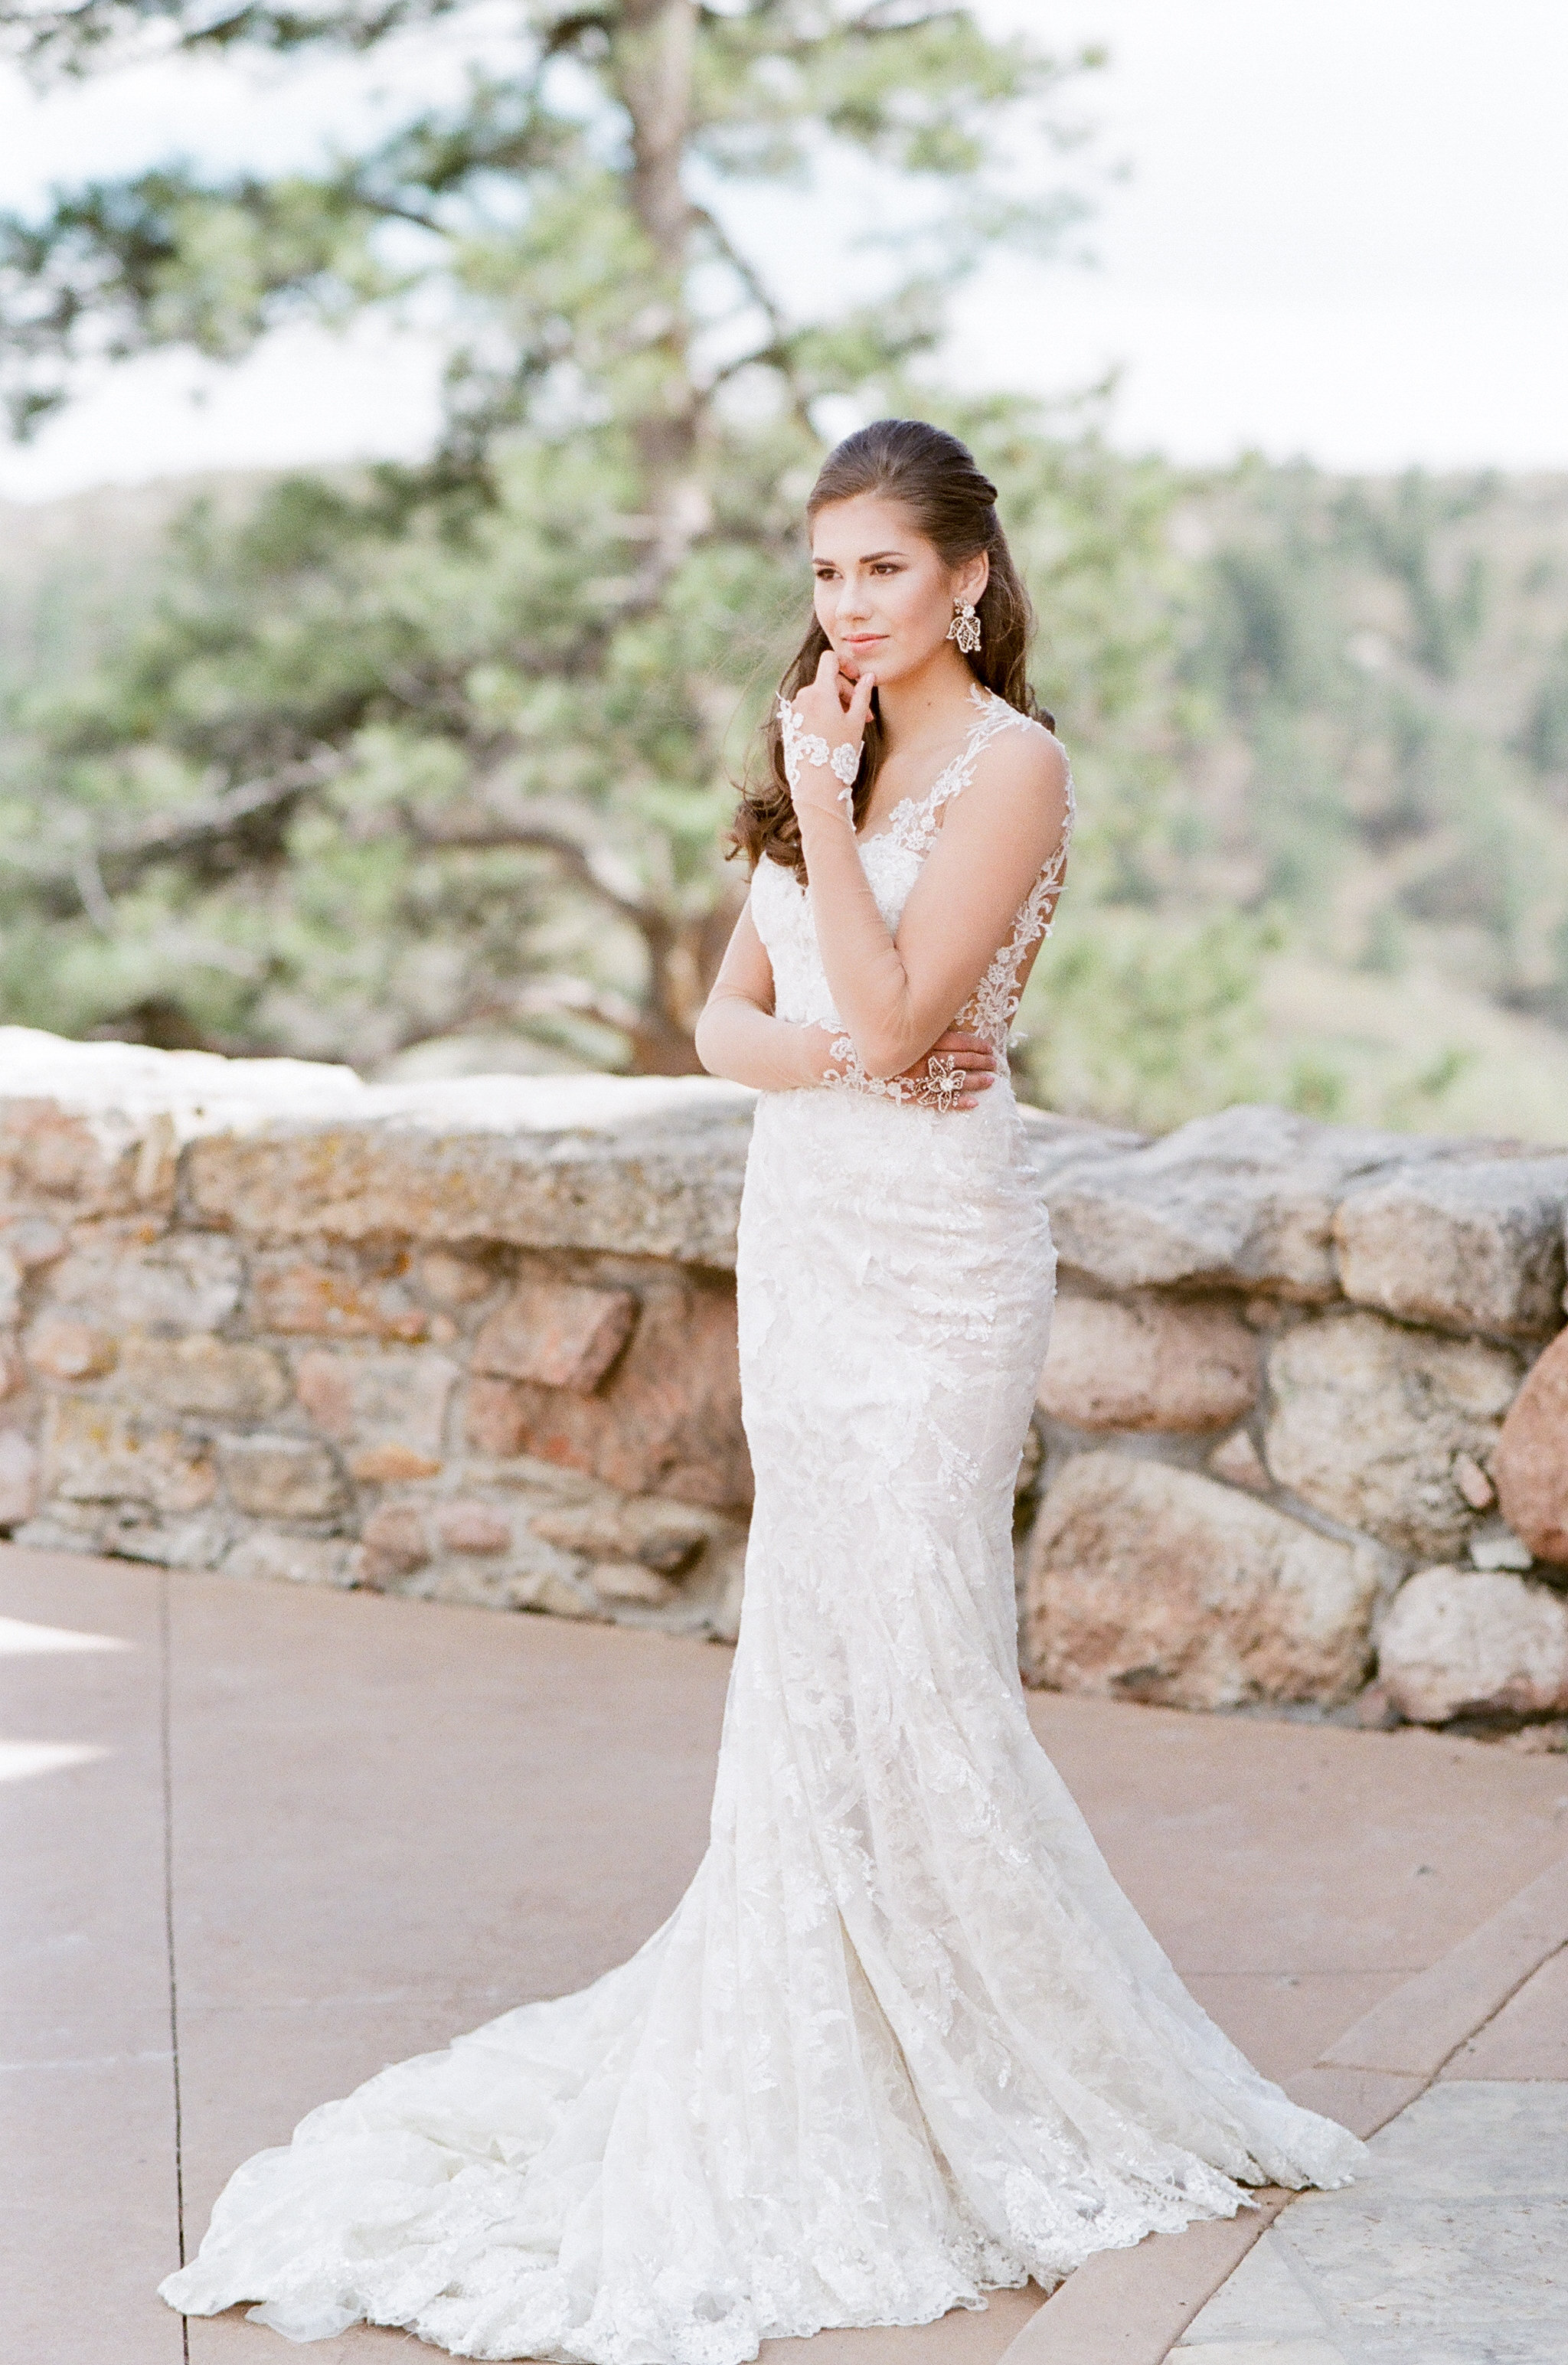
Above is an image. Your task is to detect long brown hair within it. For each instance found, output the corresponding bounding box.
[729,418,1050,881]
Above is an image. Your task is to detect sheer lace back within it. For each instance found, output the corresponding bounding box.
[911,691,1075,1052]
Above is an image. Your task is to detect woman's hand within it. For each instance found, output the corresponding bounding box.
[892,1030,998,1110]
[781,648,876,823]
[806,1023,998,1109]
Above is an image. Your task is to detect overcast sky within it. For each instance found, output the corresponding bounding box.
[2,0,1564,501]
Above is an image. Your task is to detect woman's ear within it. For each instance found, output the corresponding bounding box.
[955,552,990,609]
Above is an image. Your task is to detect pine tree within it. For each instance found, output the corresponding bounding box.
[0,0,1107,1070]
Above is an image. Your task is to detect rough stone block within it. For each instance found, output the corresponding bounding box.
[1037,1291,1258,1432]
[1334,1156,1568,1338]
[217,1432,348,1519]
[183,1076,758,1266]
[1492,1328,1568,1565]
[0,1246,21,1326]
[293,1351,353,1436]
[248,1259,427,1341]
[472,1279,637,1393]
[43,1394,217,1514]
[0,1096,152,1215]
[1023,1450,1384,1709]
[93,1507,232,1568]
[25,1314,117,1381]
[466,1375,527,1458]
[389,1526,595,1616]
[1377,1564,1568,1724]
[116,1334,289,1421]
[528,1495,719,1572]
[0,1429,38,1524]
[436,1501,511,1555]
[1451,1449,1496,1511]
[417,1250,495,1306]
[15,1498,230,1570]
[1265,1311,1523,1560]
[349,1443,441,1482]
[46,1226,243,1334]
[292,1346,457,1478]
[1042,1105,1461,1298]
[1469,1523,1534,1571]
[2,1216,66,1271]
[590,1558,676,1607]
[224,1531,355,1589]
[466,1275,750,1510]
[358,1501,432,1586]
[709,1539,747,1644]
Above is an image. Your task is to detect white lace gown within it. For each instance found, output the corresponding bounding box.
[162,694,1362,2360]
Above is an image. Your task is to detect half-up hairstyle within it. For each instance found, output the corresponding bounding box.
[730,418,1050,881]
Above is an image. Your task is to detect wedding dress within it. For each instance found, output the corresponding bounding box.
[162,688,1361,2360]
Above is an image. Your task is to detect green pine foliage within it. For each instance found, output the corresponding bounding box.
[0,0,1118,1073]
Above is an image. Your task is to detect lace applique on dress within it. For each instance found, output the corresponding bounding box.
[865,685,1037,865]
[825,689,1075,1103]
[952,761,1076,1054]
[778,694,861,816]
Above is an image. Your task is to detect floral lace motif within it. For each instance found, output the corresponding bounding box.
[778,694,861,816]
[952,774,1076,1052]
[825,1034,970,1109]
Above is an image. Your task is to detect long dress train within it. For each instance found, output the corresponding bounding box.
[162,691,1361,2361]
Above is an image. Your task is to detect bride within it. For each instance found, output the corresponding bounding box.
[162,419,1361,2360]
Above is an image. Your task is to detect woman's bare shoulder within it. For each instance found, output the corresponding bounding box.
[970,703,1070,807]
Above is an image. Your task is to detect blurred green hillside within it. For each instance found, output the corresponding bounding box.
[3,451,1567,1145]
[1158,463,1568,1144]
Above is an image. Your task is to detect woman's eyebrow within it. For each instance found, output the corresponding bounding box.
[812,547,908,564]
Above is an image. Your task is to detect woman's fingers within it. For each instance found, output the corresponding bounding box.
[845,668,876,735]
[928,1031,996,1069]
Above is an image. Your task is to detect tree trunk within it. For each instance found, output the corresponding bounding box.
[612,0,706,582]
[611,0,730,1077]
[626,880,746,1074]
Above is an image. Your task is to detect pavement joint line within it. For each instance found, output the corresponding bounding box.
[158,1569,191,2363]
[997,1846,1568,2365]
[1421,1934,1567,2079]
[1318,1850,1568,2079]
[1267,2223,1363,2363]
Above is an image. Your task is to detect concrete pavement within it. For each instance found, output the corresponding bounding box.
[4,1543,1566,2364]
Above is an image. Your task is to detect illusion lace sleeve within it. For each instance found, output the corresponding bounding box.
[778,695,861,818]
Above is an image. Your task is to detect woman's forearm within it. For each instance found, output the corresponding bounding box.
[694,993,838,1093]
[795,809,933,1076]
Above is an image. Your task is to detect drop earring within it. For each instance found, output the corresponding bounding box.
[946,597,982,655]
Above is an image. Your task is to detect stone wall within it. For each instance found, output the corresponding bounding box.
[1,1027,1565,1730]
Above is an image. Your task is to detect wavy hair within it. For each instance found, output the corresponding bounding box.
[729,419,1049,881]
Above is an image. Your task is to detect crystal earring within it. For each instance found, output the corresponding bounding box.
[946,597,982,655]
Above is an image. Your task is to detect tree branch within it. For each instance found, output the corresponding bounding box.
[0,748,341,909]
[403,793,662,931]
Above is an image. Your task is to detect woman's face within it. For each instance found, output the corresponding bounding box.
[809,494,987,687]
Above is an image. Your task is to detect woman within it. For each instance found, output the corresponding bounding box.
[162,421,1361,2360]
